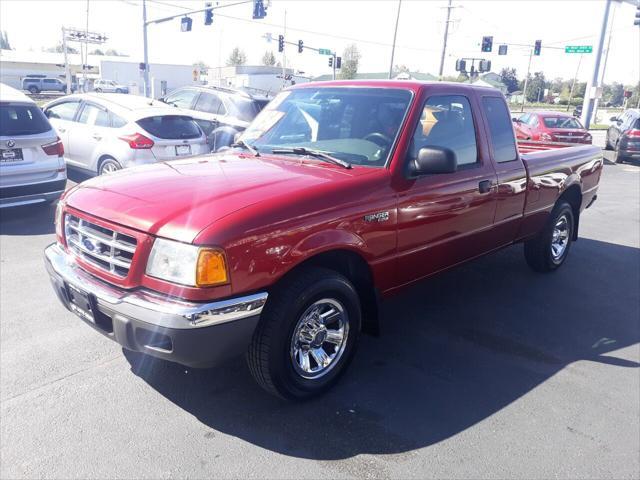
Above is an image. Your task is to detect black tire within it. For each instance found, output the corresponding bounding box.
[98,157,122,175]
[115,88,123,94]
[604,131,613,150]
[28,86,39,94]
[614,143,625,164]
[524,201,575,273]
[95,88,102,93]
[247,267,361,400]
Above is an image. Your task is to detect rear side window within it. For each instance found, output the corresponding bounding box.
[78,104,111,127]
[137,115,201,139]
[194,92,225,115]
[482,97,517,163]
[111,114,127,128]
[46,101,80,121]
[0,104,51,136]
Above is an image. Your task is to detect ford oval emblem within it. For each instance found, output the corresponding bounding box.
[83,237,99,252]
[6,140,15,148]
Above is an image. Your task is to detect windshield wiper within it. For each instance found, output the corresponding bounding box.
[231,140,260,157]
[270,147,352,169]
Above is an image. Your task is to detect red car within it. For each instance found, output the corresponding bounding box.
[44,81,602,399]
[513,111,592,144]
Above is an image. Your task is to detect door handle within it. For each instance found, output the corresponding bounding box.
[478,180,494,194]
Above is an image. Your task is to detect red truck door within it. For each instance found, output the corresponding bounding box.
[394,92,498,286]
[479,95,528,245]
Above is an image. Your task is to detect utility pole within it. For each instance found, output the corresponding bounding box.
[61,27,72,94]
[83,0,89,92]
[282,9,287,88]
[594,1,617,124]
[388,0,402,79]
[580,0,612,129]
[567,53,583,112]
[142,0,150,97]
[438,0,453,78]
[520,48,533,112]
[332,53,337,80]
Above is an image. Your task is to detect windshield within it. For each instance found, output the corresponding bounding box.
[240,87,413,167]
[542,116,583,129]
[228,96,265,123]
[0,103,51,136]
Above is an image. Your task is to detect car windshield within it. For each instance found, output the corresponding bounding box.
[240,87,413,167]
[542,116,583,129]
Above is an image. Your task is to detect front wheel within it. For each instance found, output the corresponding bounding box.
[247,267,361,400]
[524,201,575,272]
[28,86,39,94]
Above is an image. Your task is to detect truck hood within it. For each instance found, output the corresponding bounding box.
[65,153,372,243]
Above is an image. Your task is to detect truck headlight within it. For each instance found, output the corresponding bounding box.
[146,238,228,287]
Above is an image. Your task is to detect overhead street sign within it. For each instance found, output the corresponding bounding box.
[565,45,593,53]
[318,48,332,55]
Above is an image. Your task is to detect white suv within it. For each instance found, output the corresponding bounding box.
[0,83,66,208]
[93,79,129,94]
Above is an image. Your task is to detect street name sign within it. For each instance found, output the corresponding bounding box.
[565,45,593,53]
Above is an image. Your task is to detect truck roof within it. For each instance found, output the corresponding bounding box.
[288,79,500,95]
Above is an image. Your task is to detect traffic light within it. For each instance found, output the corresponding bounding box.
[533,40,542,56]
[335,57,342,69]
[635,3,640,26]
[204,2,213,25]
[455,59,466,72]
[328,56,334,67]
[278,35,284,53]
[253,0,267,19]
[481,36,493,53]
[479,59,491,73]
[298,40,303,53]
[498,44,508,55]
[181,16,192,32]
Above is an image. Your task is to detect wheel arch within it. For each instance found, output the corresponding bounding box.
[274,248,381,336]
[558,183,582,240]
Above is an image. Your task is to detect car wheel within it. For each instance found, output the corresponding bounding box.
[98,157,122,175]
[95,88,102,93]
[28,86,39,94]
[614,143,625,164]
[115,88,123,93]
[247,267,361,400]
[524,201,574,273]
[604,131,613,150]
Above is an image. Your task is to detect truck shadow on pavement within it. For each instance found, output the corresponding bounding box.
[0,202,56,235]
[124,237,639,460]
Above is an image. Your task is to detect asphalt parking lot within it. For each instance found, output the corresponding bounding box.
[1,146,639,479]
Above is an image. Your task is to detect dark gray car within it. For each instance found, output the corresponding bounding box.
[606,109,640,163]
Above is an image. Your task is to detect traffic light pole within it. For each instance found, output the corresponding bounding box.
[141,0,254,97]
[580,0,612,129]
[520,48,533,112]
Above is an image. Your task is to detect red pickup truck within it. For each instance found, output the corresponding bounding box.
[45,81,602,400]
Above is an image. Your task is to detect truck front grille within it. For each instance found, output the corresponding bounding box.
[64,214,137,278]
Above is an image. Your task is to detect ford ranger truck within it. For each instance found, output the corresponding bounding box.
[44,81,602,400]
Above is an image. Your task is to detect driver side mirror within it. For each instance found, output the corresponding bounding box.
[408,146,457,177]
[512,117,521,123]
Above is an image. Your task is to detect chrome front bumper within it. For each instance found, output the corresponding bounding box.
[44,243,268,367]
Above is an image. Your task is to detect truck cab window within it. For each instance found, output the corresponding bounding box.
[482,96,517,163]
[412,95,478,166]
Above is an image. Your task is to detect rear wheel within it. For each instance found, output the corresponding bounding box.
[28,86,39,94]
[115,88,123,94]
[524,201,575,273]
[604,131,613,150]
[247,267,361,400]
[614,142,626,164]
[95,88,102,93]
[98,157,122,175]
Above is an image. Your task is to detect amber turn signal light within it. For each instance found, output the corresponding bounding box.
[196,249,228,286]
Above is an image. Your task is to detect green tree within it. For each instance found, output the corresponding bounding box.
[261,50,276,66]
[607,82,624,106]
[525,71,547,102]
[226,47,247,66]
[192,60,209,73]
[45,43,78,54]
[0,30,12,50]
[105,48,127,57]
[498,68,519,93]
[338,43,361,80]
[90,48,105,55]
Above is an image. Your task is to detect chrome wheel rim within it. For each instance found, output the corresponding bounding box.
[101,162,119,174]
[290,298,349,379]
[551,214,570,261]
